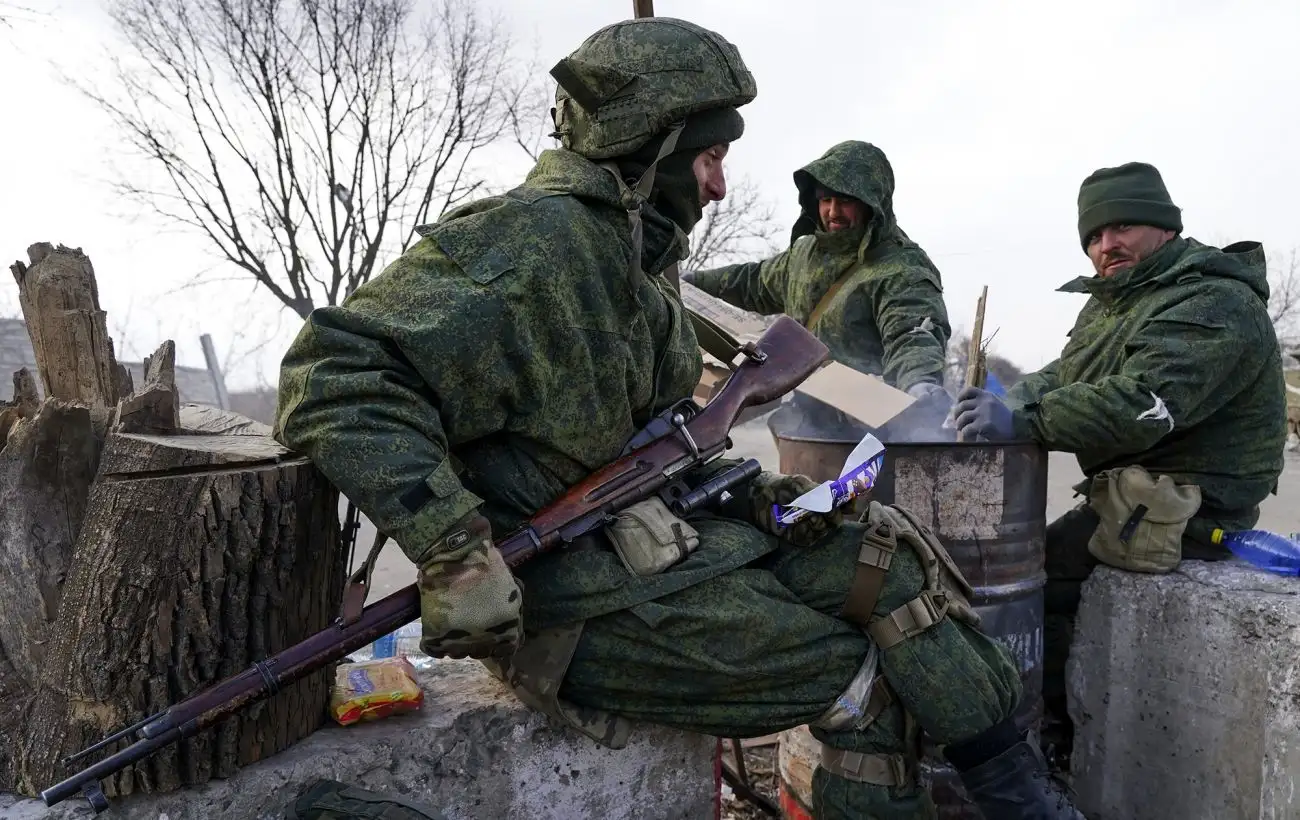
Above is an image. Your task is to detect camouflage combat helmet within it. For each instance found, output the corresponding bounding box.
[550,17,757,160]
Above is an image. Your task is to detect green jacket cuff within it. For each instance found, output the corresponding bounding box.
[394,459,486,565]
[1011,407,1040,443]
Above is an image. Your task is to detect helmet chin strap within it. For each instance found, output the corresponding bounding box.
[598,123,685,284]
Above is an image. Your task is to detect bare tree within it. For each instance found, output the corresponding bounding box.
[1269,248,1300,342]
[0,2,42,28]
[71,0,539,318]
[682,175,783,273]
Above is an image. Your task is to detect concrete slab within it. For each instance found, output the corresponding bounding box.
[1068,560,1300,820]
[0,660,717,820]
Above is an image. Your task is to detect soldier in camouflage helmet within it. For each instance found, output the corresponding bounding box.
[954,161,1287,770]
[275,17,1083,820]
[686,140,955,441]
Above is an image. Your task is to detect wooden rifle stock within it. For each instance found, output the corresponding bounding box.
[41,315,828,812]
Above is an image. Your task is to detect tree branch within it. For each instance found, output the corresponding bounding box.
[683,175,783,274]
[69,0,535,317]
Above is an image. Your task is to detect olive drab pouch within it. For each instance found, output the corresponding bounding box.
[281,779,447,820]
[604,496,700,576]
[1086,465,1202,574]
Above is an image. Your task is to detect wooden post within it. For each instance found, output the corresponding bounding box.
[633,0,654,18]
[199,332,231,410]
[0,243,344,799]
[965,286,989,390]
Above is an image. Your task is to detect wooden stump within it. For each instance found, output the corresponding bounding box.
[0,243,346,799]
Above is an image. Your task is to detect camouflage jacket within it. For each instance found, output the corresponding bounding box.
[690,141,951,392]
[274,149,777,629]
[1006,238,1285,528]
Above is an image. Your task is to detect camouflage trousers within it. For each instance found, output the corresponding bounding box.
[558,519,1022,820]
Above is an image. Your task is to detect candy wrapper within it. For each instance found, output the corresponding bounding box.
[330,656,424,726]
[773,433,886,527]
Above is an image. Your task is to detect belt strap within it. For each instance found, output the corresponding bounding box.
[868,589,951,650]
[840,519,897,626]
[338,530,389,627]
[820,748,912,787]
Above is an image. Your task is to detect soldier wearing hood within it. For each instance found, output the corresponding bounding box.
[954,161,1287,769]
[686,140,954,438]
[274,18,1083,820]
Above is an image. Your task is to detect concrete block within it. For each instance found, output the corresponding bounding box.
[1,660,717,820]
[1068,560,1300,820]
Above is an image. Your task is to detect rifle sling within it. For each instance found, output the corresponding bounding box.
[806,269,855,332]
[687,309,746,366]
[664,262,747,367]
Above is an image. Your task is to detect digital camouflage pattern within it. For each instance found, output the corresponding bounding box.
[1006,237,1286,543]
[274,148,706,569]
[417,512,523,659]
[690,140,952,392]
[273,20,1032,816]
[549,17,756,160]
[273,144,1026,818]
[561,517,1022,819]
[275,149,791,626]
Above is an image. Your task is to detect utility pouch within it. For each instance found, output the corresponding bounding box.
[1087,465,1201,574]
[605,496,700,576]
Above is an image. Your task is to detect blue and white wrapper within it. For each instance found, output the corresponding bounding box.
[772,434,886,527]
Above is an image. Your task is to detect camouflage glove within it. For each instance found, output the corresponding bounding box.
[739,471,844,547]
[417,512,523,660]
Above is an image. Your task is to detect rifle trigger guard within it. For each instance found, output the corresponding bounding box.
[670,412,700,459]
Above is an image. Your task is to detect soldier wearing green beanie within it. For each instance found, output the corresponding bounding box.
[954,161,1286,770]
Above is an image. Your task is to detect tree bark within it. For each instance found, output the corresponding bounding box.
[10,242,131,407]
[0,244,345,799]
[15,408,343,798]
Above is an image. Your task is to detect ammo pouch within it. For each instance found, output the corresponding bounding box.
[480,620,634,751]
[605,497,700,576]
[282,779,447,819]
[854,501,981,651]
[1086,465,1201,574]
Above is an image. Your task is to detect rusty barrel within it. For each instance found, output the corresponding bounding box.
[774,432,1048,819]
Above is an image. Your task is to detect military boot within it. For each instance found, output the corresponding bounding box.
[955,739,1085,819]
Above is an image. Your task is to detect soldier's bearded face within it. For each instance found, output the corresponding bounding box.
[1086,224,1176,278]
[817,192,867,232]
[693,144,729,208]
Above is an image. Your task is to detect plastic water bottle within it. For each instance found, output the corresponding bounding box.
[1212,528,1300,575]
[371,630,398,659]
[394,622,424,656]
[372,622,423,659]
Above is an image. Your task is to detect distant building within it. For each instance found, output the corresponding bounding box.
[0,317,220,405]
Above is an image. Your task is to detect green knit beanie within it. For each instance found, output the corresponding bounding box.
[1076,161,1183,250]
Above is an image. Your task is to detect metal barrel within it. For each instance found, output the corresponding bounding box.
[774,432,1048,819]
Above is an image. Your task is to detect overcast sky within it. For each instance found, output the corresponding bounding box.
[2,0,1297,390]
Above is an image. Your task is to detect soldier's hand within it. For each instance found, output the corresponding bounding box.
[747,471,843,547]
[417,512,523,660]
[952,387,1015,442]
